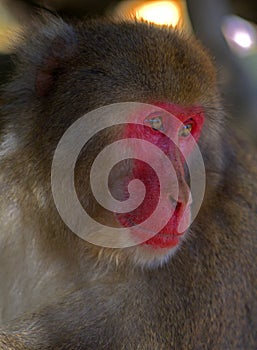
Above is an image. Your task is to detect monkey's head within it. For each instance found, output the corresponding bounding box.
[2,16,225,268]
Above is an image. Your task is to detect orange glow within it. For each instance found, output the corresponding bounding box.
[135,1,181,26]
[112,1,192,30]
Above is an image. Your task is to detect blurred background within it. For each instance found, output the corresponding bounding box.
[0,0,256,143]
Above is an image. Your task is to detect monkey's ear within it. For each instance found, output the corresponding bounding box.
[35,35,77,97]
[14,16,77,97]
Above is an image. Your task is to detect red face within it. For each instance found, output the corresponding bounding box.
[115,103,204,249]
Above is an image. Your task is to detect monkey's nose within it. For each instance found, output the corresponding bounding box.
[169,195,178,208]
[169,191,192,208]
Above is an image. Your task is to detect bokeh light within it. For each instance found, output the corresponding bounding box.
[233,31,253,49]
[135,1,180,26]
[113,1,191,30]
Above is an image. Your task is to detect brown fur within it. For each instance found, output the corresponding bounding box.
[0,15,256,349]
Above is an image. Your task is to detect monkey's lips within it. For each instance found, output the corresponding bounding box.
[116,202,191,249]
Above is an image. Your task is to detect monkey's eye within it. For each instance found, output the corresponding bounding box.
[179,120,193,137]
[144,116,164,131]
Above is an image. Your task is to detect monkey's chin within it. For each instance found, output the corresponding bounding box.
[128,238,183,269]
[115,204,191,268]
[126,229,187,269]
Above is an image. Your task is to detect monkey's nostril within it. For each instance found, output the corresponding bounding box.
[169,196,184,213]
[169,196,178,208]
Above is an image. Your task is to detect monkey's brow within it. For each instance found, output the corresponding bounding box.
[145,116,164,129]
[148,117,162,122]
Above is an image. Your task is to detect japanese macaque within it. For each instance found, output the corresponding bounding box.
[0,15,256,350]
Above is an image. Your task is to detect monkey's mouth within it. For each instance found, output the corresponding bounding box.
[144,202,191,248]
[115,200,191,249]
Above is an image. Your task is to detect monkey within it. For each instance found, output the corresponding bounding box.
[0,15,256,350]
